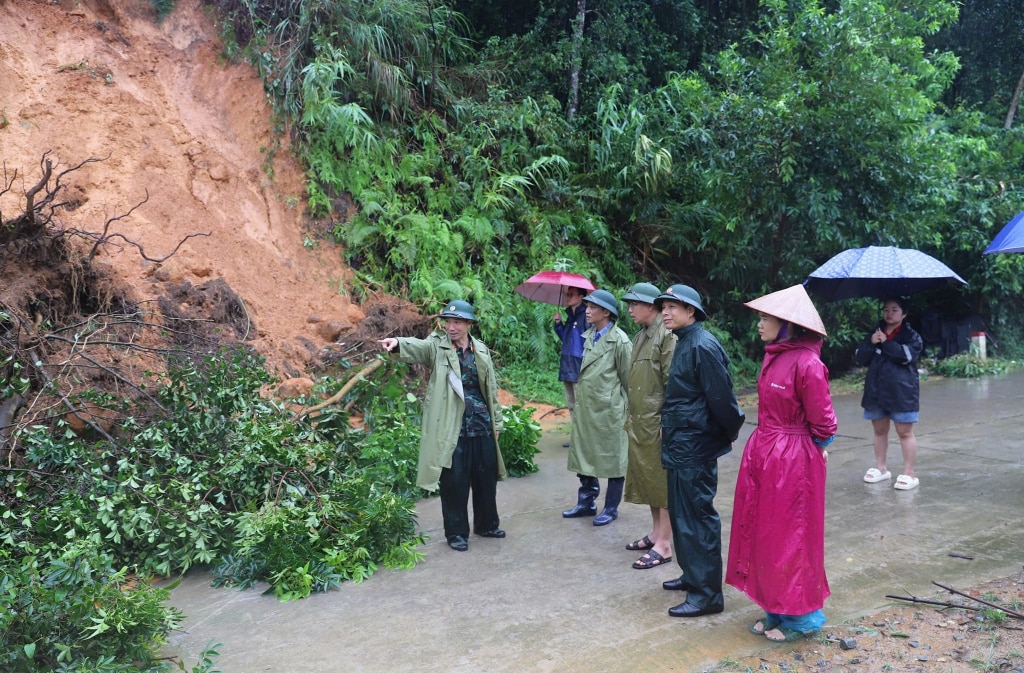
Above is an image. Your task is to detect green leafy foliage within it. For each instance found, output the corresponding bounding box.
[3,346,541,664]
[0,543,184,672]
[924,354,1017,378]
[200,0,1024,374]
[499,404,542,477]
[499,361,564,407]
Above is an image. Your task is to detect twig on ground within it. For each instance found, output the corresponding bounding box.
[933,581,1024,620]
[885,583,1024,621]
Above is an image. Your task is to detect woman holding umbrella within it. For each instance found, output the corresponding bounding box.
[855,298,923,491]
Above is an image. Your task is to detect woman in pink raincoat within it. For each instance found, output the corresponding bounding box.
[726,285,837,642]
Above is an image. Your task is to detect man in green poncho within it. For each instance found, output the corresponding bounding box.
[377,300,506,552]
[561,289,632,526]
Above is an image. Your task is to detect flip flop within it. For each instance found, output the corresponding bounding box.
[863,468,892,483]
[765,626,817,643]
[749,616,782,636]
[626,535,654,551]
[632,549,672,569]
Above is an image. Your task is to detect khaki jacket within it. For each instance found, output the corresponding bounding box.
[624,315,676,506]
[625,315,676,446]
[397,332,506,491]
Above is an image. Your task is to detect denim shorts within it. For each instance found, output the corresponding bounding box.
[863,407,919,424]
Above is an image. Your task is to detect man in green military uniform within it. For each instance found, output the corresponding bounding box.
[377,300,506,552]
[562,289,632,526]
[621,283,677,569]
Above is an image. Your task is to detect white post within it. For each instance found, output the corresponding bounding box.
[970,332,987,360]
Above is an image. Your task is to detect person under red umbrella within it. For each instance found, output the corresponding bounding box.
[727,284,837,642]
[514,271,595,448]
[553,286,589,438]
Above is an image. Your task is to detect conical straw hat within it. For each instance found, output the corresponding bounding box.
[743,284,827,337]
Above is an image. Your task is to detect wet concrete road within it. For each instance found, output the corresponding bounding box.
[165,371,1024,672]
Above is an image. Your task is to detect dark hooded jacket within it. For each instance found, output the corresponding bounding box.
[661,322,745,468]
[554,303,588,382]
[855,320,923,413]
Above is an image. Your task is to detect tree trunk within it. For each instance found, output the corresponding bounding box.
[566,0,586,123]
[1005,65,1024,129]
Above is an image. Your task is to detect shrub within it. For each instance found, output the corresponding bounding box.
[2,340,543,665]
[924,354,1017,378]
[499,404,542,477]
[0,542,185,672]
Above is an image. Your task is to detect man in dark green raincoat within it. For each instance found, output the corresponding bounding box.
[655,285,745,617]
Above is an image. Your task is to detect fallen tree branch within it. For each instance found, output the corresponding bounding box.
[292,358,385,420]
[933,581,1024,620]
[885,584,1024,621]
[28,349,119,446]
[1,393,26,459]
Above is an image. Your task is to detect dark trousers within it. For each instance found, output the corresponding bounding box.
[667,462,724,609]
[439,434,499,540]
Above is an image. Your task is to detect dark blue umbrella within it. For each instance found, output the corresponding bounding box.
[983,211,1024,254]
[804,246,967,301]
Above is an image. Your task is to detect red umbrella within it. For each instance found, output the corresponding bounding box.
[514,271,595,306]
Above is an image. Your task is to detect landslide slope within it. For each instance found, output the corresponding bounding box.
[1,0,364,376]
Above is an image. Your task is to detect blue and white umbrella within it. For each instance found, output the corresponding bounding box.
[804,246,967,301]
[983,211,1024,254]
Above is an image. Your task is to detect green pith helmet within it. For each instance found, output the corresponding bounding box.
[439,299,477,322]
[654,284,707,321]
[621,282,661,305]
[583,288,619,318]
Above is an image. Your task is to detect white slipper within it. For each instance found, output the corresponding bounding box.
[894,474,920,490]
[863,468,892,483]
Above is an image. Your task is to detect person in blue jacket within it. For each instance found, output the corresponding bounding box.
[554,286,589,444]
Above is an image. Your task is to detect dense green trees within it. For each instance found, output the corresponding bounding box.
[196,0,1024,361]
[589,0,972,336]
[929,0,1024,123]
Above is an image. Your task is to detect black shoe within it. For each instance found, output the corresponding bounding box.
[562,442,571,448]
[477,528,506,538]
[447,535,468,551]
[592,509,618,526]
[668,601,724,618]
[662,577,692,592]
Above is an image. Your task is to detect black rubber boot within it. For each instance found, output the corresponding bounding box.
[562,476,600,518]
[593,477,624,526]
